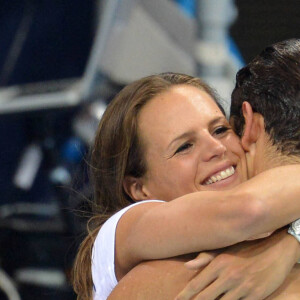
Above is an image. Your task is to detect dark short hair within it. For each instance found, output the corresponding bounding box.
[230,38,300,156]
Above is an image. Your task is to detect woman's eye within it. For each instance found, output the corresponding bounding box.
[214,126,229,135]
[175,143,192,154]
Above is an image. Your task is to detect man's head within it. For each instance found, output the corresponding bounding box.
[230,39,300,176]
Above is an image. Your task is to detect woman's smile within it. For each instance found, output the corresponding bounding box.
[203,165,235,185]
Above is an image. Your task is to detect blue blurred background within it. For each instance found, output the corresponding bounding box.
[0,0,299,299]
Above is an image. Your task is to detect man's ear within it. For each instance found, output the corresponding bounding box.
[241,101,260,151]
[123,176,151,202]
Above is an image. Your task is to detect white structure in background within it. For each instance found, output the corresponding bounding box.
[195,0,242,114]
[93,0,196,84]
[91,0,242,113]
[0,0,242,115]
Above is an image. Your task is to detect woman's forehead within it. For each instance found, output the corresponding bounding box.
[139,85,222,122]
[137,85,224,145]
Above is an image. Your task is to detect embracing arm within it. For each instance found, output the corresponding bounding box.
[176,228,300,300]
[117,165,300,271]
[110,229,300,300]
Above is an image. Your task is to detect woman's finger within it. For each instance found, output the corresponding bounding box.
[184,252,217,270]
[175,263,220,300]
[218,289,245,300]
[192,276,231,300]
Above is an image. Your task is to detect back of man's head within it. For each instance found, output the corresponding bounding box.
[230,38,300,156]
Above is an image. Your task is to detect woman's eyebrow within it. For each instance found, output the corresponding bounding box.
[209,116,227,127]
[167,116,226,149]
[167,131,194,150]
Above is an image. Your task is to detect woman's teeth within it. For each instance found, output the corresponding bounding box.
[204,166,235,185]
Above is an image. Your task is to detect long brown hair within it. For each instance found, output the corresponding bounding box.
[72,72,220,300]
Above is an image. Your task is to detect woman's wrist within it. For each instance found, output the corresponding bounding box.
[287,219,300,263]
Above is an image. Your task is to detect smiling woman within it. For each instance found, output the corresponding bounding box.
[129,84,246,201]
[72,72,300,300]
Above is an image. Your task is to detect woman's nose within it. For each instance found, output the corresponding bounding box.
[201,135,226,162]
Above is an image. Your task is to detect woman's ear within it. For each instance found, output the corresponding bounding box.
[123,176,151,201]
[241,101,259,151]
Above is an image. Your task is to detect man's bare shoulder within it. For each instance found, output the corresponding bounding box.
[108,255,198,300]
[108,255,300,300]
[266,265,300,300]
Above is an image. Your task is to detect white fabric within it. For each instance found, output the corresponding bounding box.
[92,200,164,300]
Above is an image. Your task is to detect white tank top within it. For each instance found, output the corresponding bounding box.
[92,200,164,300]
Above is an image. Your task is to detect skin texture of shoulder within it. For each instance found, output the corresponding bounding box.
[108,254,199,300]
[109,258,300,300]
[266,265,300,300]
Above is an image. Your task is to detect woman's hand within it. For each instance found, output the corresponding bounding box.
[175,228,300,300]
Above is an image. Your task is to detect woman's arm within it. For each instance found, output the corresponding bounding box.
[117,165,300,272]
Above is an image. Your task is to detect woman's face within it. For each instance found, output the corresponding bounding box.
[137,84,248,201]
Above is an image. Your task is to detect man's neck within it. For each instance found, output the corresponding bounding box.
[263,147,300,171]
[246,130,300,176]
[274,154,300,166]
